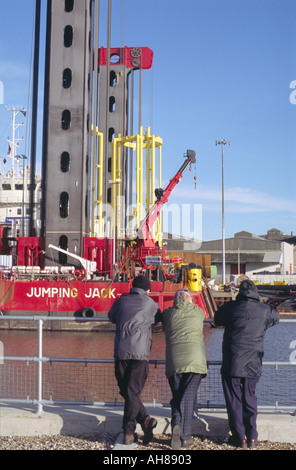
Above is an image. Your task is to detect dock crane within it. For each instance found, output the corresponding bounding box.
[128,150,196,270]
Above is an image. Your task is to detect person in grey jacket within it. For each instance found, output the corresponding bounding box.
[214,279,280,448]
[108,275,161,445]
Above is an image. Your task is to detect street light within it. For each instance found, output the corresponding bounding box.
[215,140,230,285]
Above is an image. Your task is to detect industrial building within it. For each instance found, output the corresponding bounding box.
[164,228,296,285]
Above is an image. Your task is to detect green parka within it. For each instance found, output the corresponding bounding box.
[162,299,208,379]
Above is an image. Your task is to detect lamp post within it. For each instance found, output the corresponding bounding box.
[215,140,230,285]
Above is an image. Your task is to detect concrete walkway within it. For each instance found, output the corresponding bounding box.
[1,404,296,444]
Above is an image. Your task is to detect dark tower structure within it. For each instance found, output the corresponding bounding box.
[98,47,130,213]
[95,46,153,235]
[41,0,153,270]
[42,0,94,267]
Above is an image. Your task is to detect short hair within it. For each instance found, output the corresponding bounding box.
[174,287,192,302]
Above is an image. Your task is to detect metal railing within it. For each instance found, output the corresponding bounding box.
[0,316,296,415]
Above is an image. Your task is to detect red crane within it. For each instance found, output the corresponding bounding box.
[128,150,196,269]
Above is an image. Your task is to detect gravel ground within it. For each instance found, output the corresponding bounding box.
[1,433,296,450]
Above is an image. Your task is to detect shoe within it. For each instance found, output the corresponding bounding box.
[124,432,138,445]
[224,436,247,448]
[171,424,181,450]
[239,440,248,449]
[248,439,258,448]
[181,437,194,448]
[141,416,158,444]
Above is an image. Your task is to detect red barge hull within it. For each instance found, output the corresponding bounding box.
[0,278,209,330]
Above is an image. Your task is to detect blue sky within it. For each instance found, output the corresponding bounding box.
[0,0,296,241]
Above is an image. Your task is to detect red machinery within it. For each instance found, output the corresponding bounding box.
[0,148,211,321]
[98,46,154,70]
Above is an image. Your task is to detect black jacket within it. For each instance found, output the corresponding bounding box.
[214,281,280,378]
[108,287,161,361]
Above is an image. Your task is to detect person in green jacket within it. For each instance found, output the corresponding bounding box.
[161,287,207,450]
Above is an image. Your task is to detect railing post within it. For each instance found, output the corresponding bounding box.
[37,319,43,414]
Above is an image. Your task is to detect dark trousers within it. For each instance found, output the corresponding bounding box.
[222,376,259,441]
[168,373,202,441]
[115,359,149,434]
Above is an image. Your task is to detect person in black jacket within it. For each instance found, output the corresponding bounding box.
[214,279,279,448]
[108,275,161,446]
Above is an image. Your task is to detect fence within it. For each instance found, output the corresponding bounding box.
[0,316,296,415]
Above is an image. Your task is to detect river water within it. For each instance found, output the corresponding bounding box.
[1,321,295,362]
[1,321,296,407]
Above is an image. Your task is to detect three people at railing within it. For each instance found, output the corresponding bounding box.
[108,277,280,449]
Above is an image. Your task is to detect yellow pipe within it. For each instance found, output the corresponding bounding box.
[91,125,104,237]
[139,126,144,222]
[157,144,162,246]
[136,134,140,227]
[96,128,104,237]
[116,134,122,237]
[151,135,155,206]
[99,128,163,239]
[90,127,163,240]
[111,137,119,235]
[151,134,156,238]
[146,127,151,215]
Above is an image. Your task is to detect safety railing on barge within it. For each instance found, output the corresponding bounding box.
[0,316,296,415]
[0,265,82,281]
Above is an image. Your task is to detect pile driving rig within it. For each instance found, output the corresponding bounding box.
[0,0,213,329]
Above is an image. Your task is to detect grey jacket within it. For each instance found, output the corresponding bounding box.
[108,287,161,361]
